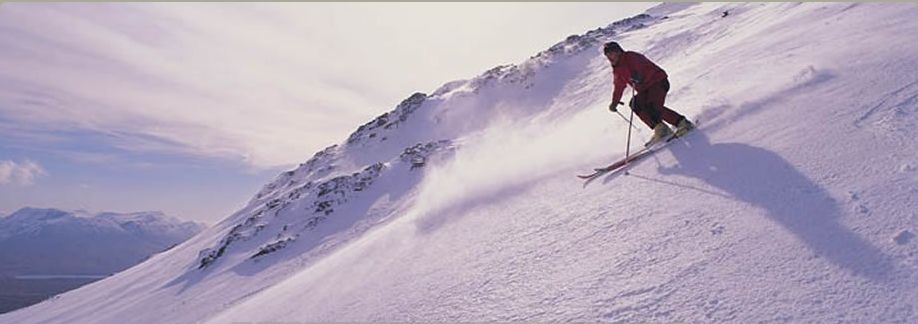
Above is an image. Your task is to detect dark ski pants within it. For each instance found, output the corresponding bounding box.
[630,79,686,129]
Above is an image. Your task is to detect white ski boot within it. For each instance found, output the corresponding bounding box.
[645,123,674,147]
[674,118,695,137]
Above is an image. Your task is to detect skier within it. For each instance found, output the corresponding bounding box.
[603,41,694,146]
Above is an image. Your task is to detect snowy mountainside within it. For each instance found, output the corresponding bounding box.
[191,6,658,287]
[3,3,918,323]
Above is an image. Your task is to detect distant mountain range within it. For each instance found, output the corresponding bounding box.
[0,207,206,276]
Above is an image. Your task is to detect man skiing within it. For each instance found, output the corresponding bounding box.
[604,41,694,146]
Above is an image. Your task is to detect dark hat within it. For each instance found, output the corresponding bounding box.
[603,41,624,54]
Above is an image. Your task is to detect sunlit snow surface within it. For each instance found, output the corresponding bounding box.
[3,3,918,323]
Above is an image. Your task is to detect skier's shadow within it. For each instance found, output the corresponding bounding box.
[658,132,892,281]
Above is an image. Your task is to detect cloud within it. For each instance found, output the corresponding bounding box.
[0,3,653,169]
[0,3,377,169]
[0,160,47,186]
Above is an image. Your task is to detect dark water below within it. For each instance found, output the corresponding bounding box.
[0,276,106,314]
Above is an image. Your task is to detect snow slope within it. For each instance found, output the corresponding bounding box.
[3,3,918,323]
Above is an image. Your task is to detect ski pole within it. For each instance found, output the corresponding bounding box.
[612,101,640,131]
[624,103,635,161]
[623,89,637,166]
[615,110,640,131]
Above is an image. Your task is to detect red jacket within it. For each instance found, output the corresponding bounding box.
[611,51,668,105]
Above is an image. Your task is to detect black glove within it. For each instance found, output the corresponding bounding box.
[608,101,620,113]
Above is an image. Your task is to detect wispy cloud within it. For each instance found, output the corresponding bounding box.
[0,3,653,169]
[0,160,47,186]
[0,3,376,169]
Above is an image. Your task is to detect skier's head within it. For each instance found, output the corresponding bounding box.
[603,41,623,54]
[603,41,624,65]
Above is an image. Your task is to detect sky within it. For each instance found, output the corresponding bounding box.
[0,2,655,224]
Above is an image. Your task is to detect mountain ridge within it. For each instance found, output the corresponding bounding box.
[0,207,205,276]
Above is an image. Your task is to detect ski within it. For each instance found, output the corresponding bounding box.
[578,124,695,187]
[577,135,673,179]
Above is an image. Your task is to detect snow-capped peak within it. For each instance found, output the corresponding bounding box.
[1,207,205,237]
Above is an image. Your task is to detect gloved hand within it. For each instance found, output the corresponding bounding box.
[608,101,620,113]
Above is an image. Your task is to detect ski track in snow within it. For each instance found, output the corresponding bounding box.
[3,3,918,324]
